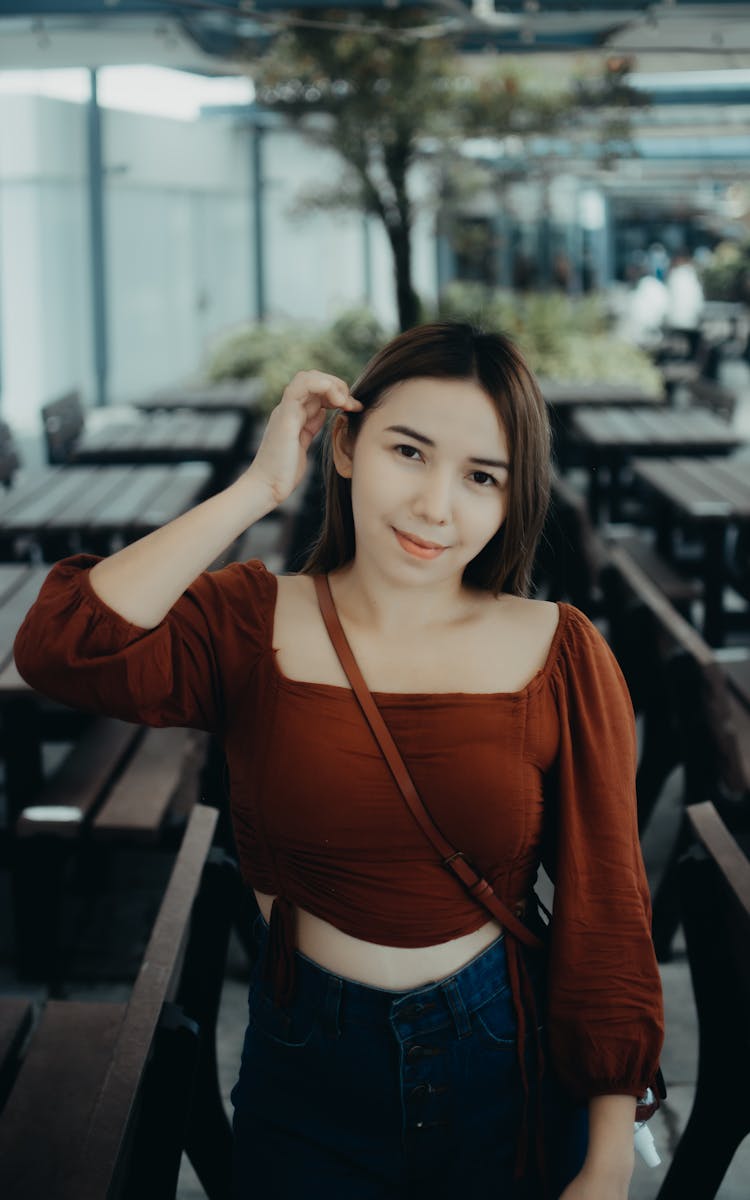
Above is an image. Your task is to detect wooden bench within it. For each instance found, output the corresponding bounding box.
[0,1000,34,1114]
[685,377,738,423]
[0,421,21,489]
[600,542,750,959]
[0,802,237,1200]
[40,391,85,466]
[13,719,209,982]
[656,801,750,1199]
[538,472,701,617]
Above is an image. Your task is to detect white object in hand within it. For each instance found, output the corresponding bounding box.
[634,1120,661,1167]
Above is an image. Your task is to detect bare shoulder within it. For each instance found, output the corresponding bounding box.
[488,593,563,674]
[274,570,334,633]
[272,570,310,614]
[496,592,560,629]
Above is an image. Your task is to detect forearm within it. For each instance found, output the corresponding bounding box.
[88,467,276,628]
[584,1093,636,1180]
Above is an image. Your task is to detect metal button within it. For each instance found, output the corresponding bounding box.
[406,1044,443,1060]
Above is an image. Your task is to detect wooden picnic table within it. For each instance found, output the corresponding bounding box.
[0,563,69,821]
[0,462,213,561]
[720,653,750,712]
[540,379,664,408]
[541,380,666,470]
[67,410,246,486]
[631,455,750,646]
[134,377,264,414]
[570,406,746,523]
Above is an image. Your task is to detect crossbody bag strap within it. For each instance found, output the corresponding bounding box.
[313,573,544,952]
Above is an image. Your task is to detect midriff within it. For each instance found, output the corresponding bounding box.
[253,889,504,989]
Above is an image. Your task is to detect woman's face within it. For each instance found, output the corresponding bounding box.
[332,376,510,581]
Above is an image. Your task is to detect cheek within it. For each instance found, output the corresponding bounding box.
[483,495,508,538]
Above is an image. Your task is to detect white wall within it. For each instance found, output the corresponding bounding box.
[0,94,94,434]
[104,107,254,400]
[262,126,437,328]
[0,90,438,437]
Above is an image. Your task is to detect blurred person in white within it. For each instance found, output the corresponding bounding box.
[665,249,705,358]
[619,254,669,349]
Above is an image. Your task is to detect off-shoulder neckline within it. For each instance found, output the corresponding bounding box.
[255,560,573,704]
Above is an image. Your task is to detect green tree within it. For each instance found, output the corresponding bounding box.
[248,12,643,330]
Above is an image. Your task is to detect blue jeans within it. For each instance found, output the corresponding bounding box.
[230,911,588,1198]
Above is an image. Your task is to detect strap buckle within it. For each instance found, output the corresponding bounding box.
[441,849,482,888]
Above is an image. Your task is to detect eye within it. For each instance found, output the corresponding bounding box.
[394,443,423,461]
[470,470,499,488]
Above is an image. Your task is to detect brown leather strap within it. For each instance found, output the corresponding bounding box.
[313,573,545,952]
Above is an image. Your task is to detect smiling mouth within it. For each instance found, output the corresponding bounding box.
[393,528,448,558]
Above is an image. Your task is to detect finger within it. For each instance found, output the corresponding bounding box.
[285,372,362,411]
[301,408,328,441]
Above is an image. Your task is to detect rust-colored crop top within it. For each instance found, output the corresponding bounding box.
[13,553,664,1120]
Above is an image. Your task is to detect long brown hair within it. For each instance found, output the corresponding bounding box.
[299,321,551,596]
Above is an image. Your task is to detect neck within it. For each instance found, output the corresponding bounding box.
[328,556,474,636]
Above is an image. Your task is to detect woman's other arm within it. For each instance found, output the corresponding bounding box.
[89,371,362,628]
[558,1094,635,1198]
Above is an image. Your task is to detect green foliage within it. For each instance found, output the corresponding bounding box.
[205,307,389,414]
[246,13,639,329]
[699,240,750,304]
[431,282,662,394]
[205,286,662,411]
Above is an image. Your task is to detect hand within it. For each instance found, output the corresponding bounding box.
[558,1162,632,1200]
[248,370,363,506]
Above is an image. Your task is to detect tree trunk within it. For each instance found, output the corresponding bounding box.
[388,220,420,331]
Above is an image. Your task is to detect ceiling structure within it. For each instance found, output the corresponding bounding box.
[1,2,747,216]
[1,3,750,71]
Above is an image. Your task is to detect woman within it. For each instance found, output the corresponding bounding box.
[14,322,664,1200]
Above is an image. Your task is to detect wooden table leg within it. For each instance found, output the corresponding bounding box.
[586,452,602,525]
[2,696,43,824]
[608,453,624,523]
[702,522,727,647]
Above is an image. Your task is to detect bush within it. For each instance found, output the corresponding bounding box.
[700,240,750,304]
[205,307,389,415]
[433,283,662,395]
[206,286,663,411]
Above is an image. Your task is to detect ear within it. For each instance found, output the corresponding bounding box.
[330,411,355,479]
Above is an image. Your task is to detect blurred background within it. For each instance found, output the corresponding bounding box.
[1,5,750,1200]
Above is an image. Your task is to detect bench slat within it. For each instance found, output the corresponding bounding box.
[16,718,142,838]
[0,1001,125,1198]
[70,804,218,1199]
[92,727,205,842]
[0,1000,34,1112]
[605,542,715,667]
[688,802,750,917]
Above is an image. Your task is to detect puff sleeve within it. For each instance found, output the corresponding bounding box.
[13,553,271,736]
[541,604,664,1101]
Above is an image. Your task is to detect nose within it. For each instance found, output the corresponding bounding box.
[411,467,453,527]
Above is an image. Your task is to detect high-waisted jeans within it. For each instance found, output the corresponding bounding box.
[230,910,589,1199]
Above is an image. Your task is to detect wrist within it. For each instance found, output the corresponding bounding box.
[231,467,280,520]
[582,1147,634,1184]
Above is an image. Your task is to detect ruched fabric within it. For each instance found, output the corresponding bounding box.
[14,553,665,1169]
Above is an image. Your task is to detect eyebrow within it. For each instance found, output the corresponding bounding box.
[384,424,510,470]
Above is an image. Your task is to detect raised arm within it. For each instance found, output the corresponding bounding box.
[14,372,363,731]
[87,370,362,628]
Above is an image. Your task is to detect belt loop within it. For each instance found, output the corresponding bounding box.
[322,974,343,1039]
[440,978,472,1039]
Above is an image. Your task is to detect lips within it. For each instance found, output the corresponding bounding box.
[393,528,448,559]
[395,529,446,550]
